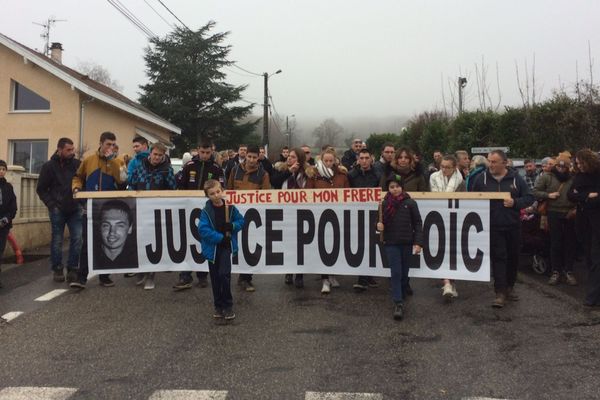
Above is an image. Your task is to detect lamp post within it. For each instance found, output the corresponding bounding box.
[458,77,467,114]
[263,69,282,148]
[286,114,295,148]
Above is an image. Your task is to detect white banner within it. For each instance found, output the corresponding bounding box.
[87,191,490,281]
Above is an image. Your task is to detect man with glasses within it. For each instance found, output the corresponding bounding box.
[342,138,363,170]
[301,145,315,166]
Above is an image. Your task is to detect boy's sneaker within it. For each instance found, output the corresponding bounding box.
[548,271,560,285]
[393,303,404,320]
[451,283,458,298]
[69,281,86,289]
[506,287,519,302]
[173,280,192,291]
[144,277,155,290]
[213,309,224,319]
[353,283,367,292]
[99,278,115,287]
[224,309,236,320]
[243,281,255,292]
[442,282,454,301]
[367,277,379,288]
[329,276,340,288]
[53,269,65,282]
[66,270,78,283]
[565,272,578,286]
[284,274,293,285]
[294,275,304,288]
[124,273,136,278]
[135,274,147,286]
[321,279,331,294]
[492,292,506,308]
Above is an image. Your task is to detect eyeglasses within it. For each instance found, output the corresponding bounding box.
[304,152,311,155]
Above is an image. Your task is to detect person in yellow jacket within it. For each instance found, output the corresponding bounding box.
[70,131,127,289]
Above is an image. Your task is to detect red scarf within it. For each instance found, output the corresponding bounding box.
[383,192,407,224]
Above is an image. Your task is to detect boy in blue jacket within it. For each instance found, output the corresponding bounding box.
[199,179,245,320]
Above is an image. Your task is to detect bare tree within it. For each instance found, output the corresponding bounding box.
[313,118,344,148]
[76,61,123,92]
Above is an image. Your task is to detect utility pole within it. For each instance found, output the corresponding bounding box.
[458,77,467,114]
[286,114,295,148]
[33,17,66,56]
[262,69,282,147]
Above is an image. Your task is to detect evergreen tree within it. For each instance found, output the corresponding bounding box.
[139,22,258,154]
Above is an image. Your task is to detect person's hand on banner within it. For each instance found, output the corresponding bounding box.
[413,244,422,255]
[503,198,515,208]
[376,222,384,232]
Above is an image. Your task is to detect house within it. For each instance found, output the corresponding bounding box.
[0,32,181,173]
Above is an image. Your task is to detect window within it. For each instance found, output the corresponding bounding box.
[9,140,48,174]
[11,80,50,111]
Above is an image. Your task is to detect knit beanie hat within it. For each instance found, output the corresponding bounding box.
[555,153,571,168]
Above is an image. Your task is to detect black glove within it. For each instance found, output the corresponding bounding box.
[221,235,231,247]
[0,217,9,228]
[224,222,233,232]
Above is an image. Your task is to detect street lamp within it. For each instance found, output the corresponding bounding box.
[263,69,282,148]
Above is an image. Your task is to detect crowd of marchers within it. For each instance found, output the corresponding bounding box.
[1,131,599,322]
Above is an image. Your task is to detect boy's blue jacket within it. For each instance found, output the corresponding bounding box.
[198,199,244,263]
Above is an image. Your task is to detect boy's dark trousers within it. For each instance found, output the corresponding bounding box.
[209,247,233,312]
[0,226,10,276]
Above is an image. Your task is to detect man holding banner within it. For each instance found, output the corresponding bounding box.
[472,150,534,308]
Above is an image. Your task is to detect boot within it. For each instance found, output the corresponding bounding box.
[492,290,506,308]
[506,287,519,302]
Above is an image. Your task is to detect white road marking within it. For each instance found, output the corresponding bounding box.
[462,397,511,400]
[148,390,229,400]
[0,387,77,399]
[306,392,383,400]
[34,289,69,302]
[0,312,24,322]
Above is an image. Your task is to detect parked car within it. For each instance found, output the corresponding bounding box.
[170,158,183,174]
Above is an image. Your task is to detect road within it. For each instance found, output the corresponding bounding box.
[1,248,600,400]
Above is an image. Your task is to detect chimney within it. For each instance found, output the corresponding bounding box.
[50,42,63,64]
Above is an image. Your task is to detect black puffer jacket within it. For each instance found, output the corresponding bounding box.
[0,178,17,229]
[36,153,81,214]
[381,194,424,246]
[348,167,381,188]
[567,171,600,214]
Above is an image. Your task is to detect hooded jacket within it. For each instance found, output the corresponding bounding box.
[129,157,176,191]
[37,153,81,213]
[177,157,224,190]
[198,199,244,263]
[72,150,125,193]
[0,178,17,229]
[471,167,534,229]
[127,149,150,187]
[227,161,271,190]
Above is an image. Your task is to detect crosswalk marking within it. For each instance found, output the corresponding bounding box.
[34,289,69,302]
[0,312,24,322]
[306,392,383,400]
[0,387,77,400]
[148,390,228,400]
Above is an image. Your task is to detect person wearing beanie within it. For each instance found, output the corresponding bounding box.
[0,159,18,289]
[377,178,423,320]
[533,153,578,286]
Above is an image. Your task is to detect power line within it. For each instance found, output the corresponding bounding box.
[106,0,156,38]
[223,66,257,79]
[143,0,176,29]
[155,0,191,30]
[231,64,263,77]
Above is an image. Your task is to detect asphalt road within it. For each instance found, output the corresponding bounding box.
[1,249,600,400]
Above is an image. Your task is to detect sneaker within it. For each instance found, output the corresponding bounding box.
[173,280,192,291]
[393,303,404,320]
[329,276,340,288]
[321,279,331,294]
[492,292,506,308]
[124,273,136,278]
[243,281,255,292]
[69,281,86,289]
[506,287,519,302]
[565,272,578,286]
[53,269,65,282]
[442,282,454,301]
[135,274,147,286]
[213,309,224,319]
[144,277,155,290]
[451,283,459,298]
[224,309,236,320]
[99,278,115,287]
[548,271,560,285]
[294,275,304,288]
[66,270,78,283]
[197,276,208,288]
[353,283,367,292]
[367,277,379,288]
[284,274,293,285]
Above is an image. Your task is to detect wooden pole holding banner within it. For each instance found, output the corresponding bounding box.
[224,201,231,238]
[378,200,384,243]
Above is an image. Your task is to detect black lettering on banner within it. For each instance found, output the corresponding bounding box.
[145,209,162,264]
[242,208,262,266]
[297,210,315,265]
[369,210,387,268]
[265,209,284,265]
[423,211,445,270]
[461,212,484,272]
[165,209,187,263]
[318,209,340,266]
[189,208,204,263]
[343,210,364,267]
[450,212,457,271]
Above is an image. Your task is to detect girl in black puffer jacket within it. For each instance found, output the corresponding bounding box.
[378,177,424,320]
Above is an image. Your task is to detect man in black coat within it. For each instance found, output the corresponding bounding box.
[0,159,17,289]
[36,138,82,283]
[341,138,363,170]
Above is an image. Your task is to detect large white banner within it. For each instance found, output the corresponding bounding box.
[87,190,490,281]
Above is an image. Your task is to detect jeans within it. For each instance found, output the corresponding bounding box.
[582,212,600,305]
[49,207,83,271]
[209,248,233,311]
[0,226,9,271]
[384,244,412,304]
[547,210,576,273]
[490,228,521,291]
[77,213,109,284]
[179,271,208,283]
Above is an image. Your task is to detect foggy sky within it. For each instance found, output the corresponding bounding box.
[1,0,598,135]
